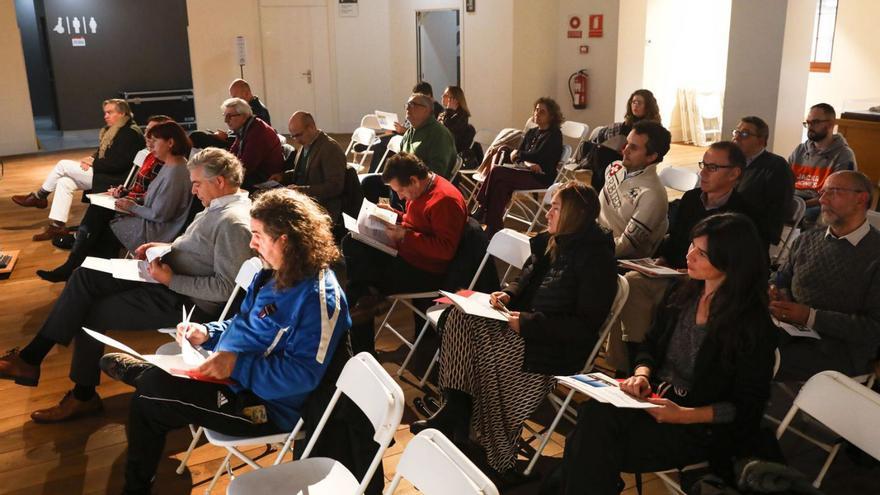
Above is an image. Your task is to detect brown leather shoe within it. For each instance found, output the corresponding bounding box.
[31,391,103,423]
[12,193,48,209]
[32,223,68,242]
[0,348,40,386]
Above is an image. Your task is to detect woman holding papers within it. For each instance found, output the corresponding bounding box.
[411,182,617,480]
[548,213,778,495]
[472,97,565,238]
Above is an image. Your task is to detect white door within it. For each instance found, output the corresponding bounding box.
[261,5,334,130]
[417,10,460,93]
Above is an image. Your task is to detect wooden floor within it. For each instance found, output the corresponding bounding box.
[1,146,876,495]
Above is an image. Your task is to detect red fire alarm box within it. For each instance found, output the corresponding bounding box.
[589,15,603,37]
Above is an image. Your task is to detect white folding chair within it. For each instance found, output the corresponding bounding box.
[776,370,880,487]
[277,133,287,145]
[501,145,572,234]
[227,352,405,495]
[658,166,700,193]
[344,127,379,174]
[866,209,880,230]
[360,113,382,131]
[524,275,630,475]
[373,134,404,175]
[384,429,499,495]
[399,228,533,388]
[771,196,807,265]
[154,257,264,474]
[122,148,150,189]
[560,120,590,161]
[459,128,502,207]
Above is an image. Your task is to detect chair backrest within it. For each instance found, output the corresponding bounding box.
[346,127,378,152]
[561,120,590,143]
[388,133,404,154]
[468,228,532,289]
[450,155,464,178]
[277,133,287,145]
[281,143,296,161]
[301,352,405,493]
[658,166,700,192]
[218,257,264,321]
[385,429,499,495]
[559,144,573,165]
[867,209,880,230]
[361,114,382,130]
[780,370,880,460]
[589,125,605,141]
[473,128,496,148]
[790,195,807,225]
[581,275,630,372]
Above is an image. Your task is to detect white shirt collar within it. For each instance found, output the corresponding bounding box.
[208,190,249,211]
[825,218,871,246]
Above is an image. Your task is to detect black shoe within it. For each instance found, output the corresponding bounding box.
[410,389,472,441]
[100,353,155,386]
[36,266,72,283]
[469,206,486,223]
[52,233,76,250]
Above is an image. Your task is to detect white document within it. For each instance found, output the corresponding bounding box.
[343,199,399,256]
[558,372,661,409]
[374,110,399,131]
[82,256,114,273]
[111,259,158,283]
[618,259,687,278]
[502,162,533,171]
[773,317,821,340]
[83,328,200,378]
[86,193,121,212]
[439,290,510,322]
[145,245,172,263]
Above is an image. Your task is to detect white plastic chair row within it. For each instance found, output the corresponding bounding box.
[373,134,404,175]
[523,275,630,475]
[658,166,700,193]
[227,352,405,495]
[771,195,807,266]
[344,127,379,174]
[501,144,572,234]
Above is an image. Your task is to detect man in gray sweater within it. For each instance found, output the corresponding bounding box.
[0,149,253,423]
[772,170,880,381]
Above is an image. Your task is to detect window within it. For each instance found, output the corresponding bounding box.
[810,0,838,73]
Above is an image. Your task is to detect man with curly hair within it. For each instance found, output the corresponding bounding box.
[103,188,352,494]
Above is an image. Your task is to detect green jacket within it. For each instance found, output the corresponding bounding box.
[400,117,457,178]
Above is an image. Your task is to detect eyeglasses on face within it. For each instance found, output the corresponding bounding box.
[223,113,241,121]
[732,129,754,139]
[406,101,427,109]
[698,161,736,172]
[818,186,865,197]
[803,119,830,128]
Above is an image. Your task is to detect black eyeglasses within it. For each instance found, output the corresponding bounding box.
[698,161,736,172]
[731,129,754,139]
[803,119,830,128]
[223,113,241,121]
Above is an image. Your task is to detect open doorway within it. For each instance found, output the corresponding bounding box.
[416,10,460,93]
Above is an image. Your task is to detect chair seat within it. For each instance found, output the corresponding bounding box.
[203,428,299,447]
[388,291,440,300]
[227,457,359,495]
[514,188,548,194]
[426,304,449,327]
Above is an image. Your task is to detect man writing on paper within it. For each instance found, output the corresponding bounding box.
[100,189,350,495]
[343,153,466,353]
[772,171,880,381]
[0,149,252,423]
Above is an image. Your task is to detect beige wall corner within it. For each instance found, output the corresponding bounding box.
[772,0,816,157]
[1,0,38,157]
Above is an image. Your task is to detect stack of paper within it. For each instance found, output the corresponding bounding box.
[557,372,660,409]
[82,257,158,283]
[439,290,510,322]
[86,193,121,212]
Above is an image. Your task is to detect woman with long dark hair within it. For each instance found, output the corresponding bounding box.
[439,85,474,153]
[547,212,777,495]
[473,97,565,237]
[412,181,618,480]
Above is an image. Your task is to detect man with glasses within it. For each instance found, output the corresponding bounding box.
[732,116,794,245]
[789,103,857,223]
[223,97,284,190]
[606,141,763,373]
[772,170,880,381]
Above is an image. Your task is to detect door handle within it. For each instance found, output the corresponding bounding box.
[301,70,312,83]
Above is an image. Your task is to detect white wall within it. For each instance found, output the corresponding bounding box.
[514,0,558,125]
[0,0,38,156]
[186,0,266,132]
[615,0,647,120]
[773,0,816,157]
[556,0,620,128]
[643,0,730,140]
[805,1,880,116]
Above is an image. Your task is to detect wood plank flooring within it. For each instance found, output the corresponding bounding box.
[0,145,875,494]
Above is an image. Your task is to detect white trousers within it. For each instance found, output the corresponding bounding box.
[41,159,93,223]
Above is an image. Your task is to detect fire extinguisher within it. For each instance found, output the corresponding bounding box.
[569,70,588,109]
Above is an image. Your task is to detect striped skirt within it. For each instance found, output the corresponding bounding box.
[439,307,554,472]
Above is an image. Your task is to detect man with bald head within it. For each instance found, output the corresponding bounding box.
[277,111,347,223]
[229,78,271,125]
[772,170,880,381]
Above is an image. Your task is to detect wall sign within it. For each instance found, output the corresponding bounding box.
[339,0,358,17]
[52,16,98,35]
[588,15,603,37]
[567,30,583,39]
[579,45,589,54]
[569,16,581,29]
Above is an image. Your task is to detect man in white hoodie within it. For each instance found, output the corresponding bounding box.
[598,120,671,259]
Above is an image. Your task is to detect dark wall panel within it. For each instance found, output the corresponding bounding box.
[43,0,192,130]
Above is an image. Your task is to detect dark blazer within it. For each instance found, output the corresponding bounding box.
[736,150,794,244]
[281,132,347,221]
[504,223,618,375]
[248,96,271,126]
[517,127,564,187]
[87,118,145,194]
[635,284,778,470]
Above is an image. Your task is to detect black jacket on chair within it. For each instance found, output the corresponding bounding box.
[504,223,618,376]
[87,118,145,194]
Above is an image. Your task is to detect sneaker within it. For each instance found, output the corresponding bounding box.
[100,353,154,386]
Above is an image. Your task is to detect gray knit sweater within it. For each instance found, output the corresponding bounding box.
[775,225,880,370]
[166,191,253,314]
